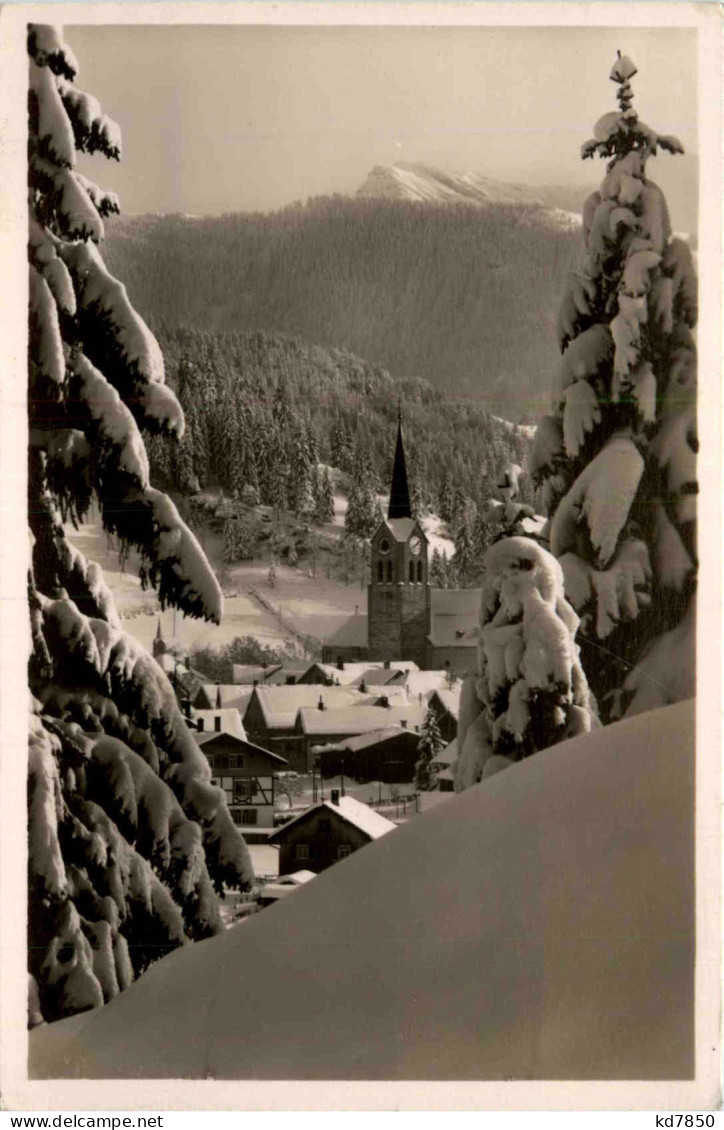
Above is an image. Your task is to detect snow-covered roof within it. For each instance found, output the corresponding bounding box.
[231,664,282,685]
[352,667,405,687]
[317,726,417,754]
[268,795,395,844]
[191,708,246,739]
[30,700,696,1081]
[198,685,255,712]
[428,588,479,647]
[295,662,360,686]
[371,687,409,708]
[430,686,462,718]
[323,615,369,648]
[263,661,316,685]
[432,738,458,768]
[301,704,425,737]
[403,670,450,700]
[253,686,363,729]
[194,732,289,766]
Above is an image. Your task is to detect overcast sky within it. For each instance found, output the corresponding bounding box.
[66,24,698,221]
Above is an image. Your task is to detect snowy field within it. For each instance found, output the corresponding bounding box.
[67,518,367,654]
[30,700,694,1079]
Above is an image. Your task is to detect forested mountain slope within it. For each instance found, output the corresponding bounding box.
[102,197,583,421]
[147,327,532,516]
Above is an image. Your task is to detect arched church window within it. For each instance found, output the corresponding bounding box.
[417,560,423,583]
[386,560,393,582]
[409,561,415,582]
[377,560,383,583]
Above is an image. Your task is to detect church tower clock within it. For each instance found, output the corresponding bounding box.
[368,414,430,668]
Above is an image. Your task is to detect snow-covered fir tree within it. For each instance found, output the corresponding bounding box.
[480,463,544,542]
[27,25,253,1026]
[413,707,445,791]
[455,538,596,790]
[222,514,254,563]
[313,466,335,524]
[530,53,697,722]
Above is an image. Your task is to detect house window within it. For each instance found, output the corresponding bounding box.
[386,560,393,582]
[231,809,243,826]
[229,755,243,769]
[319,818,331,833]
[206,756,215,769]
[296,844,310,860]
[241,809,257,826]
[409,560,414,582]
[417,561,423,583]
[234,779,257,802]
[377,560,383,583]
[337,844,351,859]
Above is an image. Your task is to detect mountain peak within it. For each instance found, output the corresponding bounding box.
[356,164,581,228]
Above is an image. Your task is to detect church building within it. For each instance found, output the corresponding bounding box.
[322,417,479,675]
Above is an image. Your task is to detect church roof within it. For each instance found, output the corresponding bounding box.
[427,588,479,648]
[382,517,419,543]
[323,614,369,648]
[388,416,412,520]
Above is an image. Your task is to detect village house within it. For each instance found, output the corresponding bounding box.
[193,729,288,837]
[243,685,365,771]
[268,789,395,874]
[322,417,479,675]
[296,701,426,771]
[317,725,423,783]
[192,683,255,716]
[192,706,247,739]
[428,686,462,745]
[432,738,458,791]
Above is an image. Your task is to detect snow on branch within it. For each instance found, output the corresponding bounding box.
[60,241,184,436]
[29,265,65,385]
[58,79,122,161]
[72,354,151,488]
[74,172,121,218]
[30,60,75,168]
[551,435,644,568]
[28,24,78,81]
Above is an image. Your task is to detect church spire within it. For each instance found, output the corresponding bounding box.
[388,408,412,520]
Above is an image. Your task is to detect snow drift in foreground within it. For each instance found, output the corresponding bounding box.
[31,701,694,1080]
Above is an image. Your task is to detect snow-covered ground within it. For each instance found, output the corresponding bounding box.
[31,700,694,1080]
[67,518,367,654]
[68,494,455,660]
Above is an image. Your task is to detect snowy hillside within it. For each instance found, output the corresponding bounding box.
[31,700,694,1080]
[356,163,581,229]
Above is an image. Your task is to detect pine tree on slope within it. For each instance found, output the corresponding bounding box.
[413,707,445,791]
[530,54,697,722]
[27,25,253,1026]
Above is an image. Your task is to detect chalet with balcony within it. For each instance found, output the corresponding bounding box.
[194,730,288,836]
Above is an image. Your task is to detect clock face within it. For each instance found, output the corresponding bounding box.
[379,538,391,555]
[409,536,422,556]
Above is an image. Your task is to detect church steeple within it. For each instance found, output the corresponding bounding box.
[388,409,412,520]
[152,618,167,660]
